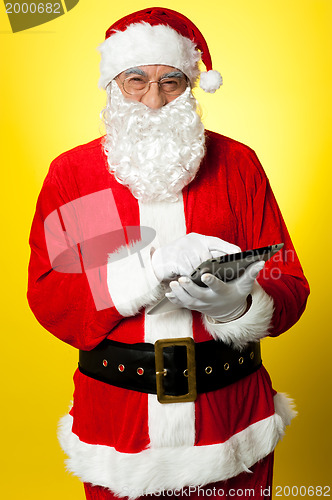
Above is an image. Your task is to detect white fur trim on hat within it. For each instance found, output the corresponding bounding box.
[98,23,201,89]
[200,70,223,93]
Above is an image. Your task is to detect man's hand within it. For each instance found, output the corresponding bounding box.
[151,233,240,283]
[165,260,265,322]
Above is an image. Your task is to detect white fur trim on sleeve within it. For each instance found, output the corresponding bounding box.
[107,239,165,317]
[202,282,274,350]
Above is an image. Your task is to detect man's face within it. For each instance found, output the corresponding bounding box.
[103,69,205,203]
[115,65,188,109]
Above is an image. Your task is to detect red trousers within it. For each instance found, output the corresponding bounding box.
[84,453,274,500]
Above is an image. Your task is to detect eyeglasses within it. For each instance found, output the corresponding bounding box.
[118,74,189,96]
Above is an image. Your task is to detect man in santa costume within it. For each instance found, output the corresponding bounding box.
[27,7,309,500]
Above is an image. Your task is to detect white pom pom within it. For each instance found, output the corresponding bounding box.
[199,70,223,93]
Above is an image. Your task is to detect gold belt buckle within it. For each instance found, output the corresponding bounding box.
[154,337,197,404]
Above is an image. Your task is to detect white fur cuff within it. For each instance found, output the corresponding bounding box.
[203,282,274,350]
[107,239,165,317]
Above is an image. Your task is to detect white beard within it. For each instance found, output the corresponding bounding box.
[102,81,206,203]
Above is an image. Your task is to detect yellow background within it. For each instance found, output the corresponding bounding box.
[0,0,331,498]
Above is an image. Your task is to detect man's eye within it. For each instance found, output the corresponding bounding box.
[128,77,146,84]
[162,79,178,85]
[125,77,148,91]
[161,79,180,90]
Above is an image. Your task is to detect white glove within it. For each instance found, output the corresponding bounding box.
[165,260,266,322]
[151,233,241,283]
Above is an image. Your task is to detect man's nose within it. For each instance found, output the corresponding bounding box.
[140,82,166,109]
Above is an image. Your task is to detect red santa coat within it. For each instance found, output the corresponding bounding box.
[28,131,309,497]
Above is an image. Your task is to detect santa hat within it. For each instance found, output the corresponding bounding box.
[98,7,223,93]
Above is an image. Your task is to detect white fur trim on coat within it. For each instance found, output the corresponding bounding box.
[98,23,201,89]
[107,238,164,317]
[58,392,295,499]
[146,306,195,448]
[203,282,274,350]
[139,196,195,448]
[273,392,298,424]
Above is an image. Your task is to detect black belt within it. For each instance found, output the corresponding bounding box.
[78,337,262,404]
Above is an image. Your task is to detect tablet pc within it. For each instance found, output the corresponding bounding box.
[147,243,284,315]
